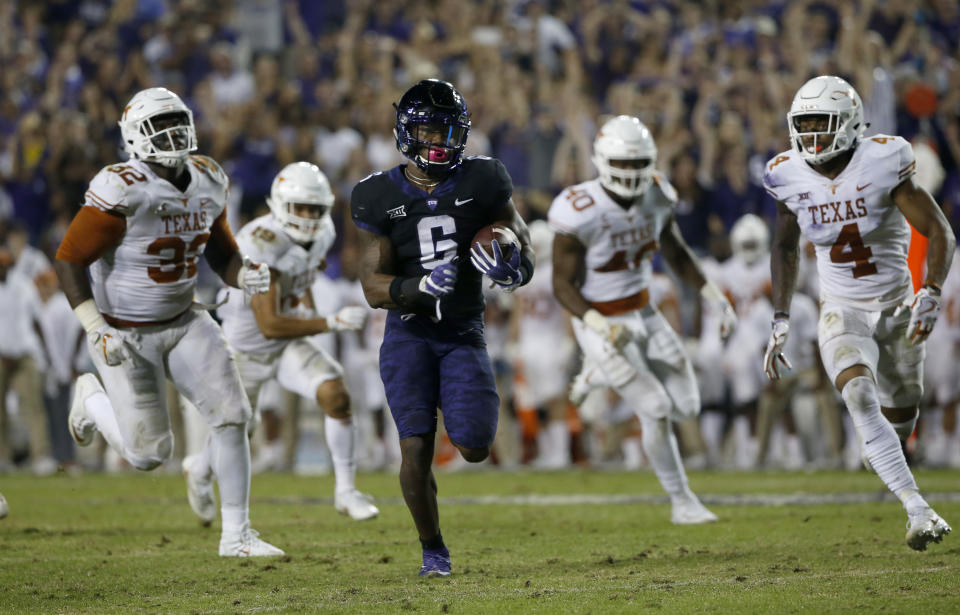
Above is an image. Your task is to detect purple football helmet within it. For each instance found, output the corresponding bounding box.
[394,79,471,178]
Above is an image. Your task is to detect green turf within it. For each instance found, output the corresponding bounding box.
[1,469,958,614]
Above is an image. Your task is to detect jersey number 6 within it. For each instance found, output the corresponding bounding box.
[146,233,211,283]
[417,215,457,270]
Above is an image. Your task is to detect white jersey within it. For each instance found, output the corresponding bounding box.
[763,135,916,310]
[220,213,335,355]
[548,175,677,303]
[83,156,230,322]
[715,255,770,314]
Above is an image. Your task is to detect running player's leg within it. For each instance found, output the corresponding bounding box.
[821,303,948,549]
[75,329,172,471]
[168,311,282,556]
[379,316,447,575]
[278,340,378,520]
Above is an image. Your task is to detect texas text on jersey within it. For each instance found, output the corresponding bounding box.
[61,155,231,323]
[763,135,916,310]
[547,172,677,306]
[350,156,513,320]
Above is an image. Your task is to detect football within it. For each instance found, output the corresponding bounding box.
[471,224,519,261]
[0,492,8,519]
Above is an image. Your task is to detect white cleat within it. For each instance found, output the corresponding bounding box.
[219,524,285,557]
[335,489,380,521]
[182,454,216,527]
[671,494,719,525]
[69,374,103,447]
[569,366,598,406]
[906,507,951,551]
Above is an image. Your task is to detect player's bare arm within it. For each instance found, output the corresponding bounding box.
[357,226,400,309]
[551,231,591,318]
[248,271,330,339]
[660,214,737,337]
[770,200,802,314]
[204,211,246,289]
[658,215,709,290]
[54,206,126,308]
[891,177,956,289]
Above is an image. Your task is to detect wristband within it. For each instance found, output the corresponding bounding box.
[517,253,534,287]
[389,276,436,313]
[773,310,790,320]
[73,298,107,334]
[922,282,942,296]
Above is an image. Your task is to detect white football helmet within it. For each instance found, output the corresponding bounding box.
[527,219,554,262]
[730,214,770,266]
[592,115,658,199]
[268,162,334,243]
[787,75,865,165]
[118,87,197,168]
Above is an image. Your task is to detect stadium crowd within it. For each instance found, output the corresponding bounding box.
[2,0,960,476]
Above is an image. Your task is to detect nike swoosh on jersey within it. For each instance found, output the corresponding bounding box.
[454,197,473,206]
[856,183,872,191]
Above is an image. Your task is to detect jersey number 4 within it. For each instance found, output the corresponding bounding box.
[146,234,210,283]
[830,222,877,278]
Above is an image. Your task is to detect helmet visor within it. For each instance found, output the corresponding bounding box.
[790,112,838,156]
[142,112,194,154]
[606,157,653,194]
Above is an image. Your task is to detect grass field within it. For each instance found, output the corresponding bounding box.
[1,468,959,614]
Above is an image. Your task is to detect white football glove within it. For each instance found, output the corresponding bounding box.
[238,255,271,295]
[327,306,368,332]
[582,309,632,349]
[88,324,131,367]
[73,299,134,367]
[763,317,792,380]
[904,286,941,345]
[701,281,737,340]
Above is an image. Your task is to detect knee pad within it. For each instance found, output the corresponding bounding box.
[459,447,490,463]
[621,378,671,421]
[126,432,173,471]
[841,376,877,416]
[321,390,351,419]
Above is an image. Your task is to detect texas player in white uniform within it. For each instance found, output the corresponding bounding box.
[549,115,737,524]
[54,88,284,557]
[763,76,955,550]
[187,162,379,521]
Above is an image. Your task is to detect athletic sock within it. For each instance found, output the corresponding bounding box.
[420,533,446,551]
[325,416,356,494]
[639,416,691,502]
[842,377,918,497]
[84,390,126,455]
[210,423,250,535]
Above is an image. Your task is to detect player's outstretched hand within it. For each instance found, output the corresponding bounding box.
[419,260,458,298]
[904,286,941,345]
[89,324,132,367]
[763,317,792,380]
[471,239,522,291]
[701,281,737,340]
[239,255,271,295]
[328,306,368,332]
